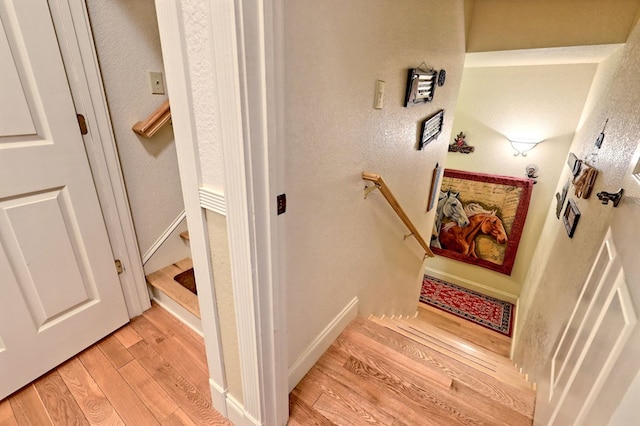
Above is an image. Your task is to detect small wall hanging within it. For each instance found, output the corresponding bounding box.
[567,152,582,177]
[404,66,437,106]
[563,198,581,238]
[573,161,598,199]
[525,164,539,184]
[418,110,445,150]
[595,119,608,149]
[426,163,442,212]
[448,132,475,154]
[555,180,570,219]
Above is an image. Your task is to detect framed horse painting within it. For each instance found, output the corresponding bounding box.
[430,169,534,275]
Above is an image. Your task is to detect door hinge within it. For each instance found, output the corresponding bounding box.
[77,114,88,135]
[115,259,124,274]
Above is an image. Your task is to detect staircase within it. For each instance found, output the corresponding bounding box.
[289,303,536,425]
[145,232,202,331]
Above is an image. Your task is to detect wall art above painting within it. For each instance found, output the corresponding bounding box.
[430,169,534,275]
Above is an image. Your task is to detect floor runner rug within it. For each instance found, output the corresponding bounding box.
[420,275,514,337]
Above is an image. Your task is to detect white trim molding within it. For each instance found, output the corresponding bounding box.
[207,0,262,420]
[233,0,289,423]
[288,297,359,391]
[142,210,186,264]
[154,0,228,417]
[199,187,226,215]
[49,0,149,317]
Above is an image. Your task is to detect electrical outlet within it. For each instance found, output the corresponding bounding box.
[150,72,165,94]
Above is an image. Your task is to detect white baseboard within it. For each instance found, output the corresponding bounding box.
[423,266,518,304]
[208,379,228,417]
[288,297,359,392]
[226,394,261,426]
[207,380,261,426]
[149,287,203,336]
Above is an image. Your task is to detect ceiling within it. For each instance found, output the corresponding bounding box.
[465,0,640,53]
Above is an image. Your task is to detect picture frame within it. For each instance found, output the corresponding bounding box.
[563,198,581,238]
[419,110,444,150]
[430,169,534,275]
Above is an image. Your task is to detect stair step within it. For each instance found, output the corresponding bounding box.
[416,302,512,357]
[336,316,536,421]
[369,315,533,391]
[146,258,199,318]
[180,231,190,242]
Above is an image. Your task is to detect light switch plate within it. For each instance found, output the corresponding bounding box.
[150,72,165,94]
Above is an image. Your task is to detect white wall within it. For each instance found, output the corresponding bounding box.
[512,32,633,386]
[427,62,596,298]
[180,0,225,192]
[87,1,187,270]
[284,0,466,365]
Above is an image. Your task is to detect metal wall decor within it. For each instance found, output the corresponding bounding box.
[555,180,570,219]
[595,119,609,149]
[404,67,437,106]
[448,132,475,154]
[563,198,581,238]
[419,110,445,150]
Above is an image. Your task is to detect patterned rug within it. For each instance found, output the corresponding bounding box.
[420,275,514,337]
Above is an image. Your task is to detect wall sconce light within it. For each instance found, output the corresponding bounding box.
[509,138,542,157]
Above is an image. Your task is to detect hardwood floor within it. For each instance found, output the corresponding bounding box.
[2,300,533,425]
[0,303,229,426]
[289,304,535,425]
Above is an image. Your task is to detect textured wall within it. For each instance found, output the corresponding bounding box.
[284,0,466,364]
[206,211,242,403]
[513,26,637,390]
[180,0,225,192]
[467,0,639,52]
[428,63,596,298]
[87,1,185,260]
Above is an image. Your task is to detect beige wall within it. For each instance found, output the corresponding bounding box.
[284,0,466,364]
[428,62,596,298]
[206,211,242,403]
[512,28,635,386]
[466,0,640,52]
[87,1,187,268]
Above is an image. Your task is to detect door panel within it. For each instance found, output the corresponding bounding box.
[0,17,34,137]
[0,0,128,399]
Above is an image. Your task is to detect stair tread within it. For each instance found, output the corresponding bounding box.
[146,258,199,318]
[416,302,512,357]
[345,317,536,420]
[179,231,190,241]
[368,316,532,392]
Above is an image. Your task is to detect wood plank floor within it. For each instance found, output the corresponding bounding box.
[290,304,535,425]
[0,303,230,426]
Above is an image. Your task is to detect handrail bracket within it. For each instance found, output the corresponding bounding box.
[364,184,380,199]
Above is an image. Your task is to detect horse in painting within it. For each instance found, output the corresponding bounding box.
[431,191,470,248]
[439,203,507,257]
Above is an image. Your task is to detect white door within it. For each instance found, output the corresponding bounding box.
[535,171,640,424]
[0,0,129,399]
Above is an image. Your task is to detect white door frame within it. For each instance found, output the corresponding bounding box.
[155,0,287,424]
[48,0,149,318]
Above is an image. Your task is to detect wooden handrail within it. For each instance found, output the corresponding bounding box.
[132,100,171,137]
[362,172,434,258]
